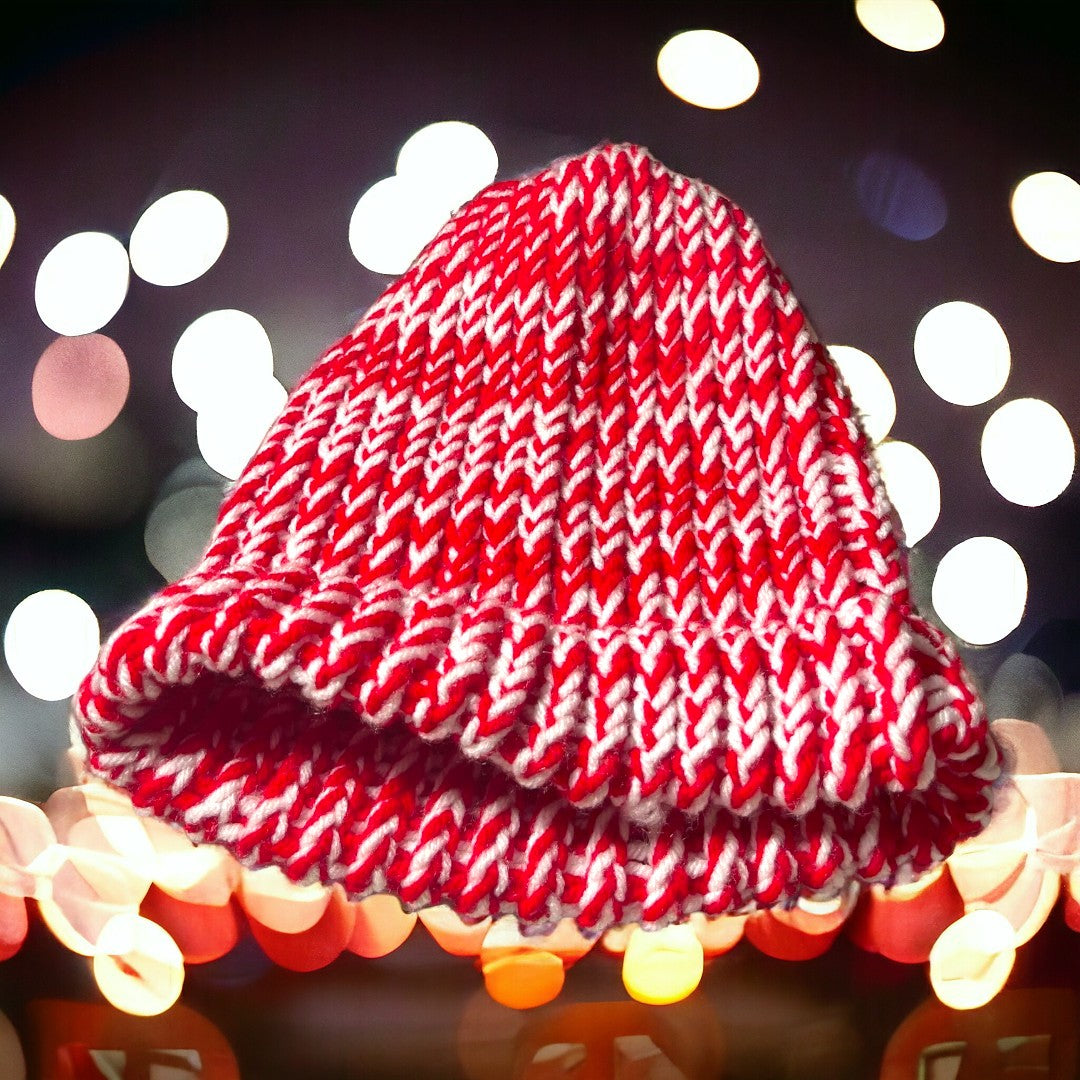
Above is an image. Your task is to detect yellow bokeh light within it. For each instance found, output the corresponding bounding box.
[828,344,897,444]
[3,590,99,702]
[932,536,1027,646]
[855,0,945,52]
[914,301,1010,406]
[396,121,499,213]
[92,913,185,1016]
[129,189,229,286]
[172,308,274,413]
[34,231,130,337]
[656,29,760,110]
[622,924,704,1006]
[0,193,14,270]
[981,397,1074,507]
[873,440,940,546]
[928,909,1016,1010]
[1011,171,1080,263]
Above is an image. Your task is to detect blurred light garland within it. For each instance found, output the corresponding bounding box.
[1,717,1078,1016]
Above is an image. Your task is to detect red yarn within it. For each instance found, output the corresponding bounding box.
[73,144,1001,932]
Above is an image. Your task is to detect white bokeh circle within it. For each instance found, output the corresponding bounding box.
[913,301,1010,406]
[3,589,100,701]
[981,397,1075,507]
[1010,171,1080,264]
[197,376,288,480]
[873,440,940,546]
[656,30,760,110]
[0,193,14,270]
[855,0,945,52]
[172,309,274,413]
[828,344,897,444]
[396,121,498,211]
[129,189,229,286]
[932,536,1027,646]
[35,232,130,336]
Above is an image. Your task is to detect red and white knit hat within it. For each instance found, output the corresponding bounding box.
[73,143,1002,932]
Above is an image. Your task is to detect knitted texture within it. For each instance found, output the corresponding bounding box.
[73,144,1002,932]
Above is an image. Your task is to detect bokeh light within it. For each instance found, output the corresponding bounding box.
[913,301,1010,406]
[853,151,947,241]
[981,397,1075,506]
[1011,171,1080,263]
[828,344,896,443]
[129,189,229,286]
[928,909,1016,1010]
[31,334,130,440]
[172,309,274,412]
[622,924,704,1005]
[144,485,223,581]
[196,377,287,480]
[92,913,185,1016]
[3,590,99,701]
[34,231,130,336]
[656,29,760,109]
[0,193,14,270]
[873,440,940,545]
[932,536,1027,645]
[349,174,458,276]
[855,0,945,52]
[396,121,499,212]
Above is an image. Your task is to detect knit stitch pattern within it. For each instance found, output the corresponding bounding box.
[73,144,1002,932]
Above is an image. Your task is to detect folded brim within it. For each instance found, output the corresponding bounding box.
[74,565,1001,931]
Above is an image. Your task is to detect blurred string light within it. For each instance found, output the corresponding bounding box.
[1011,171,1080,264]
[129,189,229,286]
[3,590,100,701]
[31,334,130,441]
[914,301,1010,406]
[874,440,940,545]
[827,344,896,443]
[350,121,498,276]
[0,193,14,269]
[981,398,1075,507]
[172,309,286,480]
[853,151,947,241]
[855,0,945,52]
[932,537,1027,646]
[144,486,224,581]
[928,909,1016,1010]
[35,231,130,336]
[656,29,759,110]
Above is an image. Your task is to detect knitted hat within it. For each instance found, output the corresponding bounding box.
[73,143,1002,932]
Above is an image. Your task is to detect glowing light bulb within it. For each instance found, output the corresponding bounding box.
[914,301,1010,406]
[873,440,940,545]
[932,537,1027,646]
[172,308,274,413]
[32,334,130,440]
[621,924,704,1005]
[656,29,760,109]
[981,397,1074,507]
[828,345,897,443]
[3,590,99,701]
[855,0,945,52]
[1011,171,1080,263]
[35,231,129,336]
[0,193,14,270]
[396,121,498,211]
[129,189,229,286]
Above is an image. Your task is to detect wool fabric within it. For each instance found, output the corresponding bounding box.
[73,143,1002,932]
